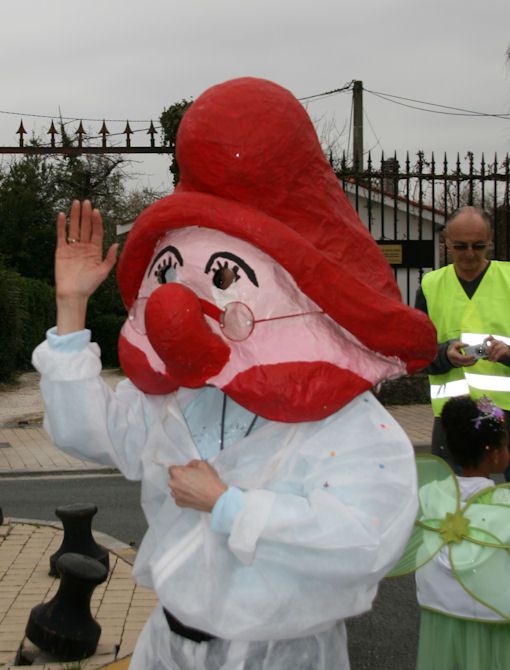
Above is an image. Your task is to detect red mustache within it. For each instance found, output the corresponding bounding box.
[144,283,230,388]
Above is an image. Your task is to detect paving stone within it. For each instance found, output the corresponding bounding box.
[0,521,150,670]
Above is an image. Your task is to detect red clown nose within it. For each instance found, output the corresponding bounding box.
[144,283,230,388]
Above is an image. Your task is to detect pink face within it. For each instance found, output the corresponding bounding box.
[119,227,405,421]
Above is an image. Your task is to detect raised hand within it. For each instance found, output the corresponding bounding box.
[55,200,118,334]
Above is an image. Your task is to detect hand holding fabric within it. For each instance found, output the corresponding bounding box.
[168,460,227,512]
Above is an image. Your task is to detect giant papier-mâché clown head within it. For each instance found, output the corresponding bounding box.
[117,77,437,422]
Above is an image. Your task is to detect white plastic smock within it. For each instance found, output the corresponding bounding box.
[32,338,418,670]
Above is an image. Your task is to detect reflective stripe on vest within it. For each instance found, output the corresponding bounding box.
[465,372,510,392]
[430,379,469,399]
[431,374,510,400]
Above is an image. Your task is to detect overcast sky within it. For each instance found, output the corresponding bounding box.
[1,0,509,193]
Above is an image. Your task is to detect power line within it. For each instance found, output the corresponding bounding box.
[0,83,354,124]
[298,82,353,102]
[364,88,510,119]
[0,108,156,123]
[362,108,383,154]
[1,81,507,133]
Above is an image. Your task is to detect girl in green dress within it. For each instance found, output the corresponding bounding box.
[415,396,510,670]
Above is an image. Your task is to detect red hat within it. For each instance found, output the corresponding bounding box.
[118,77,436,380]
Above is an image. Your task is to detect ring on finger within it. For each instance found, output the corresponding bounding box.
[67,238,79,244]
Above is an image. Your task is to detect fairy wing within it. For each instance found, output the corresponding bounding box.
[388,454,459,577]
[389,454,510,620]
[449,483,510,619]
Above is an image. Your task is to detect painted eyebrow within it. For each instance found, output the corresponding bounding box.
[147,245,184,277]
[205,252,259,287]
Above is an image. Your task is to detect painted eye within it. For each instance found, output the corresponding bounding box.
[155,258,178,284]
[205,252,258,288]
[212,261,239,290]
[147,245,183,287]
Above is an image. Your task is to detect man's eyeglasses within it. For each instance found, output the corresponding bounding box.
[449,242,489,251]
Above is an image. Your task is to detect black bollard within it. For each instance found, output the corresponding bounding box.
[26,552,108,660]
[49,503,109,577]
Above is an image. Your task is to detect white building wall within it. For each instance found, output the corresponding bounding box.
[345,187,444,304]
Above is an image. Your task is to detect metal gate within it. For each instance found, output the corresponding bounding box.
[335,151,510,304]
[1,119,509,305]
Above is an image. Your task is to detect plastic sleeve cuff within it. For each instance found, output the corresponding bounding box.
[210,486,246,535]
[47,326,91,352]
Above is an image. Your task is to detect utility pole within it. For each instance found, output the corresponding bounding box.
[352,80,363,173]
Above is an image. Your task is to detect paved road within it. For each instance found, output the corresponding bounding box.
[1,474,147,547]
[2,474,420,669]
[347,575,419,669]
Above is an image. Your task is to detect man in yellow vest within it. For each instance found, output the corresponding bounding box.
[415,206,510,477]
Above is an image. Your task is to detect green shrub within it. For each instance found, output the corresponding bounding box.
[0,252,124,378]
[86,274,126,368]
[373,372,430,406]
[88,312,125,368]
[0,261,55,382]
[0,263,23,382]
[16,275,55,370]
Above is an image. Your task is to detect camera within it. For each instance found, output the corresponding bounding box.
[463,341,489,360]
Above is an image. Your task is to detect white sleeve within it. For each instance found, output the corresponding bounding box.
[228,455,416,582]
[32,338,149,480]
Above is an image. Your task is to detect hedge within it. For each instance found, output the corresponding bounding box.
[87,312,125,368]
[0,264,23,381]
[16,275,56,370]
[0,265,55,382]
[0,262,129,381]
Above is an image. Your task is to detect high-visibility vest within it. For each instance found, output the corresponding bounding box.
[422,261,510,416]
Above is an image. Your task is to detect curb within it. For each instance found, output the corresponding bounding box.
[0,467,120,478]
[6,515,138,565]
[0,445,432,479]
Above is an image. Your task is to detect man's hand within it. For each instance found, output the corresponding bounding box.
[168,460,227,512]
[485,336,510,363]
[56,200,118,334]
[446,340,477,368]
